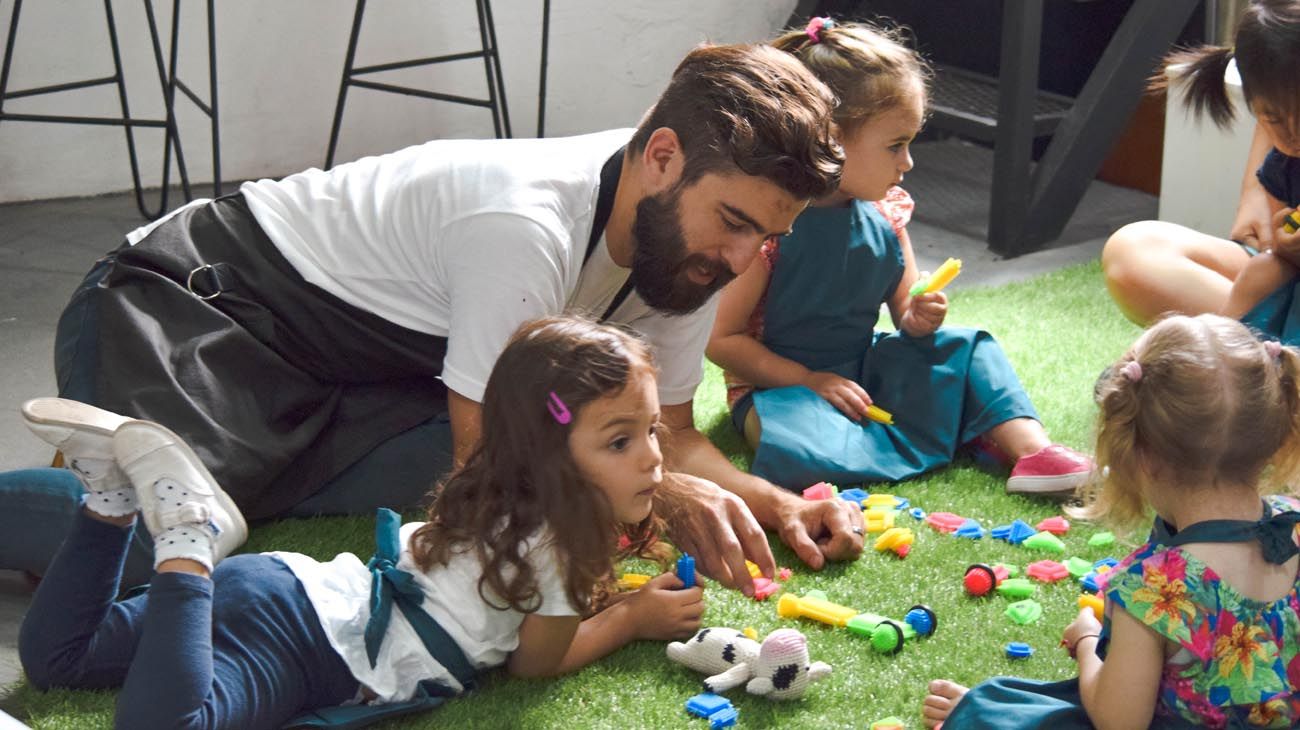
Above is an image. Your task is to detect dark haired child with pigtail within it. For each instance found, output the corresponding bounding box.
[709,18,1091,498]
[925,314,1300,728]
[1106,0,1300,341]
[18,315,703,730]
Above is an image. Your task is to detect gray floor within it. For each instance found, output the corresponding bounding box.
[0,138,1156,709]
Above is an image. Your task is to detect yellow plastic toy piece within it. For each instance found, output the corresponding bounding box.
[745,560,762,578]
[1079,593,1103,621]
[863,509,896,533]
[865,404,894,425]
[617,573,650,590]
[864,494,900,509]
[777,592,859,627]
[743,626,759,641]
[1285,209,1300,234]
[908,257,962,297]
[874,527,914,553]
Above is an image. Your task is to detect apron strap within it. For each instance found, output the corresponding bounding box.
[583,147,634,322]
[1150,500,1300,565]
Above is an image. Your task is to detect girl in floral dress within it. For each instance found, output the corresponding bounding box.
[923,314,1300,728]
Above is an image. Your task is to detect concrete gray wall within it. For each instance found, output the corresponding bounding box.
[0,0,796,202]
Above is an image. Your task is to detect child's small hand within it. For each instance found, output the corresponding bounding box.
[901,289,948,337]
[1270,207,1300,266]
[1060,606,1104,658]
[802,371,874,421]
[623,572,706,641]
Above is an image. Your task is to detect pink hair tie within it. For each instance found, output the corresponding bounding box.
[1120,361,1143,382]
[1265,340,1283,359]
[805,16,834,44]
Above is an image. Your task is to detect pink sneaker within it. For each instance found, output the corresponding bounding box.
[1007,445,1094,499]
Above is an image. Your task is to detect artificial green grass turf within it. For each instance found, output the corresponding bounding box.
[3,259,1143,729]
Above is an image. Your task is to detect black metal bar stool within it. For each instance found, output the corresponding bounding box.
[325,0,512,169]
[0,0,190,219]
[160,0,220,197]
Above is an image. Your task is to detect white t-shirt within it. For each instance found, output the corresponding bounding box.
[235,129,714,405]
[270,521,575,703]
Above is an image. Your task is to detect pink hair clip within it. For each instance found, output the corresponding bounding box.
[1120,361,1143,382]
[805,16,834,44]
[1265,340,1283,359]
[546,391,571,425]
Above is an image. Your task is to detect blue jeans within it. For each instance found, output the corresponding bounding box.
[20,508,358,730]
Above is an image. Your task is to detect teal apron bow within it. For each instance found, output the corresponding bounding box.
[285,508,476,729]
[1151,501,1300,564]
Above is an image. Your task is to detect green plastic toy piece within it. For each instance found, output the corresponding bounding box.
[1005,599,1043,625]
[1088,532,1116,548]
[998,562,1020,578]
[806,589,829,602]
[1065,556,1093,579]
[996,578,1036,599]
[1023,531,1066,553]
[845,606,937,654]
[870,717,906,730]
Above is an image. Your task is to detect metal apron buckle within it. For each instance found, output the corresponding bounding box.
[186,264,223,301]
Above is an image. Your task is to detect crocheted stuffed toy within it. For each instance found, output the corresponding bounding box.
[667,627,832,701]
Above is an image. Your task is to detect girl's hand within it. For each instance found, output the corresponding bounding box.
[1061,606,1104,658]
[1270,207,1300,267]
[1231,177,1278,252]
[900,289,947,338]
[802,371,874,421]
[622,572,706,641]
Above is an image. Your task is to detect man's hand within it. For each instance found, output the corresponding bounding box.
[1270,207,1300,267]
[769,490,864,570]
[655,472,774,597]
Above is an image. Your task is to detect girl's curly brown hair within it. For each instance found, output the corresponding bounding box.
[410,316,661,616]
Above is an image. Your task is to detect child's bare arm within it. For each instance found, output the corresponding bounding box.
[706,252,809,387]
[508,573,704,678]
[1076,609,1164,729]
[1222,251,1297,319]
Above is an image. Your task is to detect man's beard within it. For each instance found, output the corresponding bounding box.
[630,187,736,315]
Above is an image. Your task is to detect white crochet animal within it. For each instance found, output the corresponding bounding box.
[667,627,832,701]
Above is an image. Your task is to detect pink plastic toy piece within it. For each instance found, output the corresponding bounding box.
[925,512,965,533]
[752,577,780,601]
[1036,516,1070,535]
[778,567,793,581]
[802,482,836,500]
[1025,560,1070,583]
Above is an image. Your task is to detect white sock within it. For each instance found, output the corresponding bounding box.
[68,456,138,518]
[152,519,216,572]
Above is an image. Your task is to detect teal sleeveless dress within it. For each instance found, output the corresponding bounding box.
[736,197,1038,489]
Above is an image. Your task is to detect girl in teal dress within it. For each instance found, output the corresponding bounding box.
[925,314,1300,729]
[708,19,1091,496]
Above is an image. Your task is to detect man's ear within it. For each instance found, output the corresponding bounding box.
[639,127,685,194]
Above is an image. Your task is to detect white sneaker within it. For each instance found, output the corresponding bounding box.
[22,398,138,515]
[113,421,247,569]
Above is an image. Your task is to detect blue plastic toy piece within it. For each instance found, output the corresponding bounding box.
[904,606,936,636]
[909,507,926,520]
[1081,573,1100,594]
[991,523,1011,540]
[955,519,985,539]
[677,553,696,589]
[895,497,910,510]
[1006,642,1034,659]
[839,487,870,506]
[709,706,739,729]
[1006,519,1037,545]
[686,693,731,719]
[1093,557,1119,570]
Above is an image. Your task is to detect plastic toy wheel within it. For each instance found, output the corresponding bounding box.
[964,563,996,597]
[905,604,937,636]
[871,620,906,654]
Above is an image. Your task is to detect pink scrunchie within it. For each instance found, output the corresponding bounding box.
[806,16,834,44]
[1265,340,1283,359]
[1120,361,1143,382]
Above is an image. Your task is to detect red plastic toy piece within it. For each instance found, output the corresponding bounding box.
[926,512,966,533]
[802,482,836,500]
[964,563,1008,596]
[1036,516,1070,535]
[752,577,780,600]
[778,567,793,581]
[1025,560,1070,583]
[894,543,911,558]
